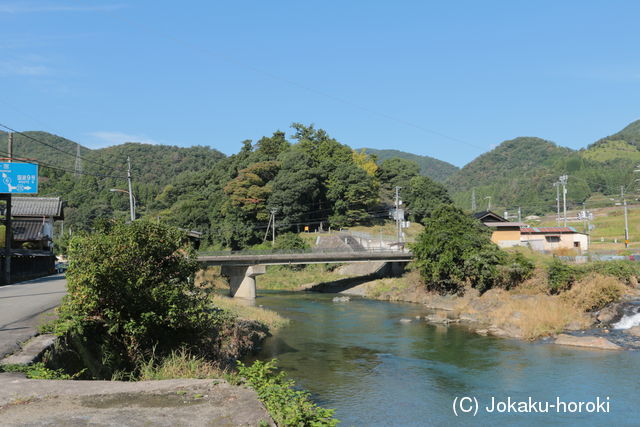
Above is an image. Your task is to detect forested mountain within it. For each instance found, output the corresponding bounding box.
[445,120,640,214]
[3,125,449,249]
[7,119,640,245]
[361,148,458,182]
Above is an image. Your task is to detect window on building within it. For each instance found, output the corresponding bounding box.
[574,242,580,248]
[545,236,560,243]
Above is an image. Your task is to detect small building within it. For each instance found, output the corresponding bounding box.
[473,211,527,248]
[10,197,64,251]
[520,226,589,252]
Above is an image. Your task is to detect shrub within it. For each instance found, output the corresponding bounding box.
[237,359,339,426]
[496,252,536,290]
[53,220,226,378]
[273,232,309,251]
[563,273,627,312]
[547,258,579,294]
[586,261,640,286]
[410,205,505,294]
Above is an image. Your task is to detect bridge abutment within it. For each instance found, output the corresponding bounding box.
[221,265,266,299]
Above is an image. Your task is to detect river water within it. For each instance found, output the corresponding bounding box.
[249,291,639,426]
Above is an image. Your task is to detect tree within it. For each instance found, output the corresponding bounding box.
[405,175,453,224]
[326,163,379,227]
[376,158,421,203]
[411,205,504,294]
[224,161,280,222]
[268,147,322,230]
[56,221,219,377]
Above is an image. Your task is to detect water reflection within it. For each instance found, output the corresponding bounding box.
[250,291,640,426]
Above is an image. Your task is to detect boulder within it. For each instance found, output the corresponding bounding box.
[596,303,624,325]
[624,326,640,337]
[554,334,622,350]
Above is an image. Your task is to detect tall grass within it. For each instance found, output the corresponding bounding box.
[210,294,289,330]
[138,349,223,380]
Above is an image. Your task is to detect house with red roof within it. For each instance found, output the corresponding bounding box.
[520,226,588,252]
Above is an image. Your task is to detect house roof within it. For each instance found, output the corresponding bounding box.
[520,226,577,234]
[12,219,47,242]
[473,211,508,223]
[10,197,64,220]
[484,221,528,228]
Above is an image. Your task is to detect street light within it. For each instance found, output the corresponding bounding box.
[110,188,136,221]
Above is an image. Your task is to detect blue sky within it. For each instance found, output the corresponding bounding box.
[1,1,639,167]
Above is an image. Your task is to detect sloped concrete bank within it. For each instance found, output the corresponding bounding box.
[0,373,273,426]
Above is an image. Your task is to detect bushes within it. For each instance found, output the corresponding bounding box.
[237,359,339,426]
[547,258,579,294]
[411,205,505,294]
[496,252,535,290]
[563,273,626,312]
[53,220,228,378]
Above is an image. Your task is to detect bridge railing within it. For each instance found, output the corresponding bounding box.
[198,246,411,257]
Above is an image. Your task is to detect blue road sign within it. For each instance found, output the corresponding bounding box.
[0,163,38,194]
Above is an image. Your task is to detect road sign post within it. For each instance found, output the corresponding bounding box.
[0,163,38,194]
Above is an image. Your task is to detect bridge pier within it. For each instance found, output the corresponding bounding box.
[221,265,265,299]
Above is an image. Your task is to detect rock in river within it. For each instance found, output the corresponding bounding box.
[554,334,622,350]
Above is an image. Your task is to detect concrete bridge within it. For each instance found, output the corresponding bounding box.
[197,250,412,299]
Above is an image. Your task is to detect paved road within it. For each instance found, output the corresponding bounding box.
[0,274,67,358]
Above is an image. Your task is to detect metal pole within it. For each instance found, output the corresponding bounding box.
[127,157,135,221]
[623,186,629,248]
[395,186,401,243]
[553,182,560,227]
[4,133,12,285]
[270,209,277,246]
[560,175,568,227]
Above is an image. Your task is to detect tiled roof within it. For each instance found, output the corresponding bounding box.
[520,226,577,233]
[11,197,64,219]
[12,219,46,241]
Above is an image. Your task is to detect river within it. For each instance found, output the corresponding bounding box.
[249,291,639,426]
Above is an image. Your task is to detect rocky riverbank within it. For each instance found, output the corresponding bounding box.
[341,270,640,351]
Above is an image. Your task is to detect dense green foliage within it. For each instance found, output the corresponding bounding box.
[447,120,640,214]
[0,362,74,380]
[53,221,229,378]
[237,359,339,426]
[547,258,640,294]
[362,147,459,182]
[23,123,449,251]
[411,205,505,293]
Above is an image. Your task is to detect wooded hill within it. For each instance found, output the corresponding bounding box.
[2,119,639,246]
[445,120,640,214]
[360,148,458,182]
[0,126,450,249]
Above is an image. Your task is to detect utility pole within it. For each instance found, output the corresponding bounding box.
[127,157,135,221]
[553,182,561,226]
[4,133,12,285]
[395,186,402,243]
[471,188,477,212]
[518,206,522,223]
[484,196,491,211]
[270,208,277,246]
[622,186,629,248]
[559,175,568,226]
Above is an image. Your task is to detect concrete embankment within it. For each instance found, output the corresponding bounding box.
[0,373,273,426]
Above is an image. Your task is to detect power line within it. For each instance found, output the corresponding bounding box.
[0,123,126,174]
[106,12,487,153]
[0,147,126,179]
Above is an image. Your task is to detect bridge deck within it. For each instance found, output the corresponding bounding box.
[197,251,412,266]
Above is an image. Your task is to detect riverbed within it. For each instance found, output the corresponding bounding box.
[249,291,639,426]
